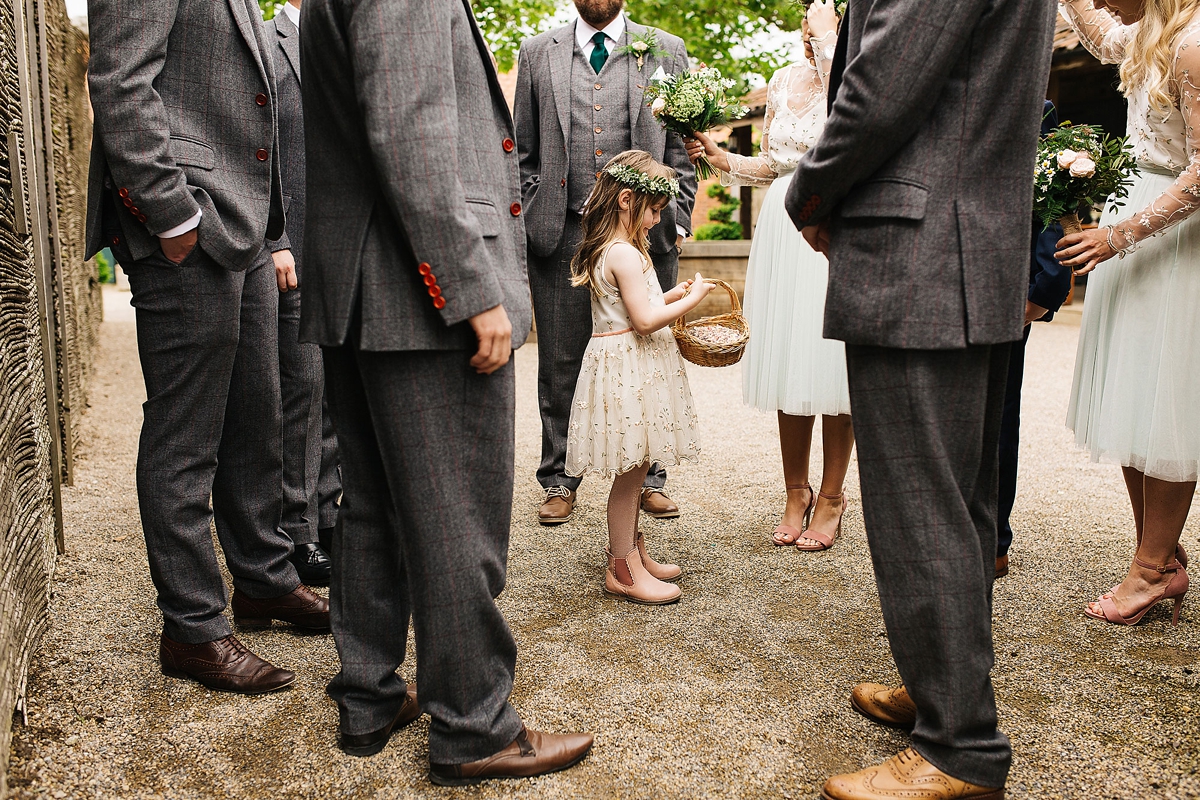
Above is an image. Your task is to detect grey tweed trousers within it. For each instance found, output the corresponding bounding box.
[279,285,341,545]
[844,343,1012,788]
[123,244,299,644]
[528,212,677,491]
[323,342,524,764]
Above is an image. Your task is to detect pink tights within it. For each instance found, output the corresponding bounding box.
[607,462,650,557]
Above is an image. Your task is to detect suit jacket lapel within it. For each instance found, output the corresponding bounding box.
[461,0,515,133]
[625,18,648,129]
[275,11,301,86]
[228,0,270,86]
[548,24,574,144]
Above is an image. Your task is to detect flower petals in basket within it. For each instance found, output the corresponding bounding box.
[672,279,749,368]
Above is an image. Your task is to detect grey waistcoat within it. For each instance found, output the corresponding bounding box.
[567,43,633,213]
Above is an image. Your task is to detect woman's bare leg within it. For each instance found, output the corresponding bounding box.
[775,412,816,544]
[800,415,855,548]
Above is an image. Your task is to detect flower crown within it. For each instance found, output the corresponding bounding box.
[603,163,681,199]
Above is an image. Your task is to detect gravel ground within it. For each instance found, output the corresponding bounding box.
[5,287,1200,799]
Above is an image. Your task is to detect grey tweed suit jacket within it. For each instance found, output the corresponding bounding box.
[85,0,285,272]
[785,0,1057,349]
[267,10,305,270]
[299,0,531,352]
[514,17,697,259]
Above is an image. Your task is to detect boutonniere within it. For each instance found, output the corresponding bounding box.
[616,30,668,71]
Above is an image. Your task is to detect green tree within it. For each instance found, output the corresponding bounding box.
[694,183,743,240]
[259,0,282,20]
[473,0,561,72]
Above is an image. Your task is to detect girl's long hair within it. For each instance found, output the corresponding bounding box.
[571,151,677,298]
[1120,0,1200,114]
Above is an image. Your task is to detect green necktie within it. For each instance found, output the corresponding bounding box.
[589,32,609,74]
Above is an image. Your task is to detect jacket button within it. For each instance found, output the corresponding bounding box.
[595,127,602,134]
[256,93,268,106]
[111,235,120,246]
[595,149,603,156]
[502,138,515,153]
[432,296,446,310]
[129,205,139,214]
[137,213,148,223]
[118,187,129,198]
[423,274,436,287]
[595,172,601,179]
[256,148,269,161]
[418,262,431,276]
[429,285,442,298]
[122,197,133,208]
[510,202,522,217]
[561,178,567,187]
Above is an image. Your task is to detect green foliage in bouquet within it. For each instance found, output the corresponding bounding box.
[1034,123,1138,231]
[695,183,744,240]
[794,0,849,20]
[644,68,748,180]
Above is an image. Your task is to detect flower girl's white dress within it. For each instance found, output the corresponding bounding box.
[565,245,700,478]
[719,32,851,417]
[1061,1,1200,481]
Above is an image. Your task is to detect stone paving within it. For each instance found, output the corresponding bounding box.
[5,287,1200,799]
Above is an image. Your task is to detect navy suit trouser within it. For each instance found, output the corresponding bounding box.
[997,326,1031,558]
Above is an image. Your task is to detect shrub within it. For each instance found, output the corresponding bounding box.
[695,182,742,239]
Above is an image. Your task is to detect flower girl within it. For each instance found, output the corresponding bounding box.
[565,151,713,605]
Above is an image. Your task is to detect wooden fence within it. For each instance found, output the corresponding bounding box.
[0,0,99,792]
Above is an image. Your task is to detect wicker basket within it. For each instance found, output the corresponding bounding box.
[672,279,750,368]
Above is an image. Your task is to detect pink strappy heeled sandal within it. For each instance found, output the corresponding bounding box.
[773,483,814,546]
[1086,555,1188,626]
[796,491,846,552]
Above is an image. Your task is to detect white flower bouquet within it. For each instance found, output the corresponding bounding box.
[644,67,748,180]
[1034,123,1137,233]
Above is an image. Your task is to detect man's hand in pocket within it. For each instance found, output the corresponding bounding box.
[160,229,198,264]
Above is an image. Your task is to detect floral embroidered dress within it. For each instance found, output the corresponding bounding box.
[1062,1,1200,481]
[565,244,701,478]
[719,32,852,417]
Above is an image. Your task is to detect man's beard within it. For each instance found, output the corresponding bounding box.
[574,0,624,27]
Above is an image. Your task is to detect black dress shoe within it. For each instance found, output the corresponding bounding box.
[340,684,421,757]
[289,542,332,586]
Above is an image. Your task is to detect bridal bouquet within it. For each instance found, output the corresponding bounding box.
[1034,123,1138,234]
[644,67,748,180]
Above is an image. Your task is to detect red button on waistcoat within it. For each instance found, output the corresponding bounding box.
[255,93,268,106]
[502,138,515,153]
[432,296,446,310]
[118,187,129,199]
[418,262,432,276]
[256,148,269,161]
[561,178,567,187]
[510,202,522,217]
[428,285,442,298]
[423,274,436,287]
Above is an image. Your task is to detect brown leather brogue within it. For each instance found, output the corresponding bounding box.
[428,725,593,786]
[995,555,1009,579]
[850,683,917,730]
[231,584,330,632]
[822,748,1004,800]
[340,683,421,757]
[538,487,576,525]
[640,488,680,519]
[159,633,295,694]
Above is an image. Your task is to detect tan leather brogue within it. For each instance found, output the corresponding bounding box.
[231,584,330,631]
[822,748,1004,800]
[640,487,680,519]
[850,682,917,730]
[538,487,576,525]
[429,725,593,786]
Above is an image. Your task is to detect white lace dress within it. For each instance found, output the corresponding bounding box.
[719,32,851,417]
[1061,1,1200,481]
[565,246,701,478]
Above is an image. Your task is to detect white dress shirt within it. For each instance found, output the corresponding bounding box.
[282,0,300,30]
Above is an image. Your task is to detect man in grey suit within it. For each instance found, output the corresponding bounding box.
[86,0,330,696]
[514,0,697,525]
[267,0,340,586]
[300,0,593,778]
[784,0,1056,797]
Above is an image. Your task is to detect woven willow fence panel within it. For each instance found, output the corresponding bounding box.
[1,0,98,792]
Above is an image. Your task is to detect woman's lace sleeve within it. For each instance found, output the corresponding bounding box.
[720,70,784,188]
[1058,0,1130,65]
[810,30,838,95]
[1110,34,1200,251]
